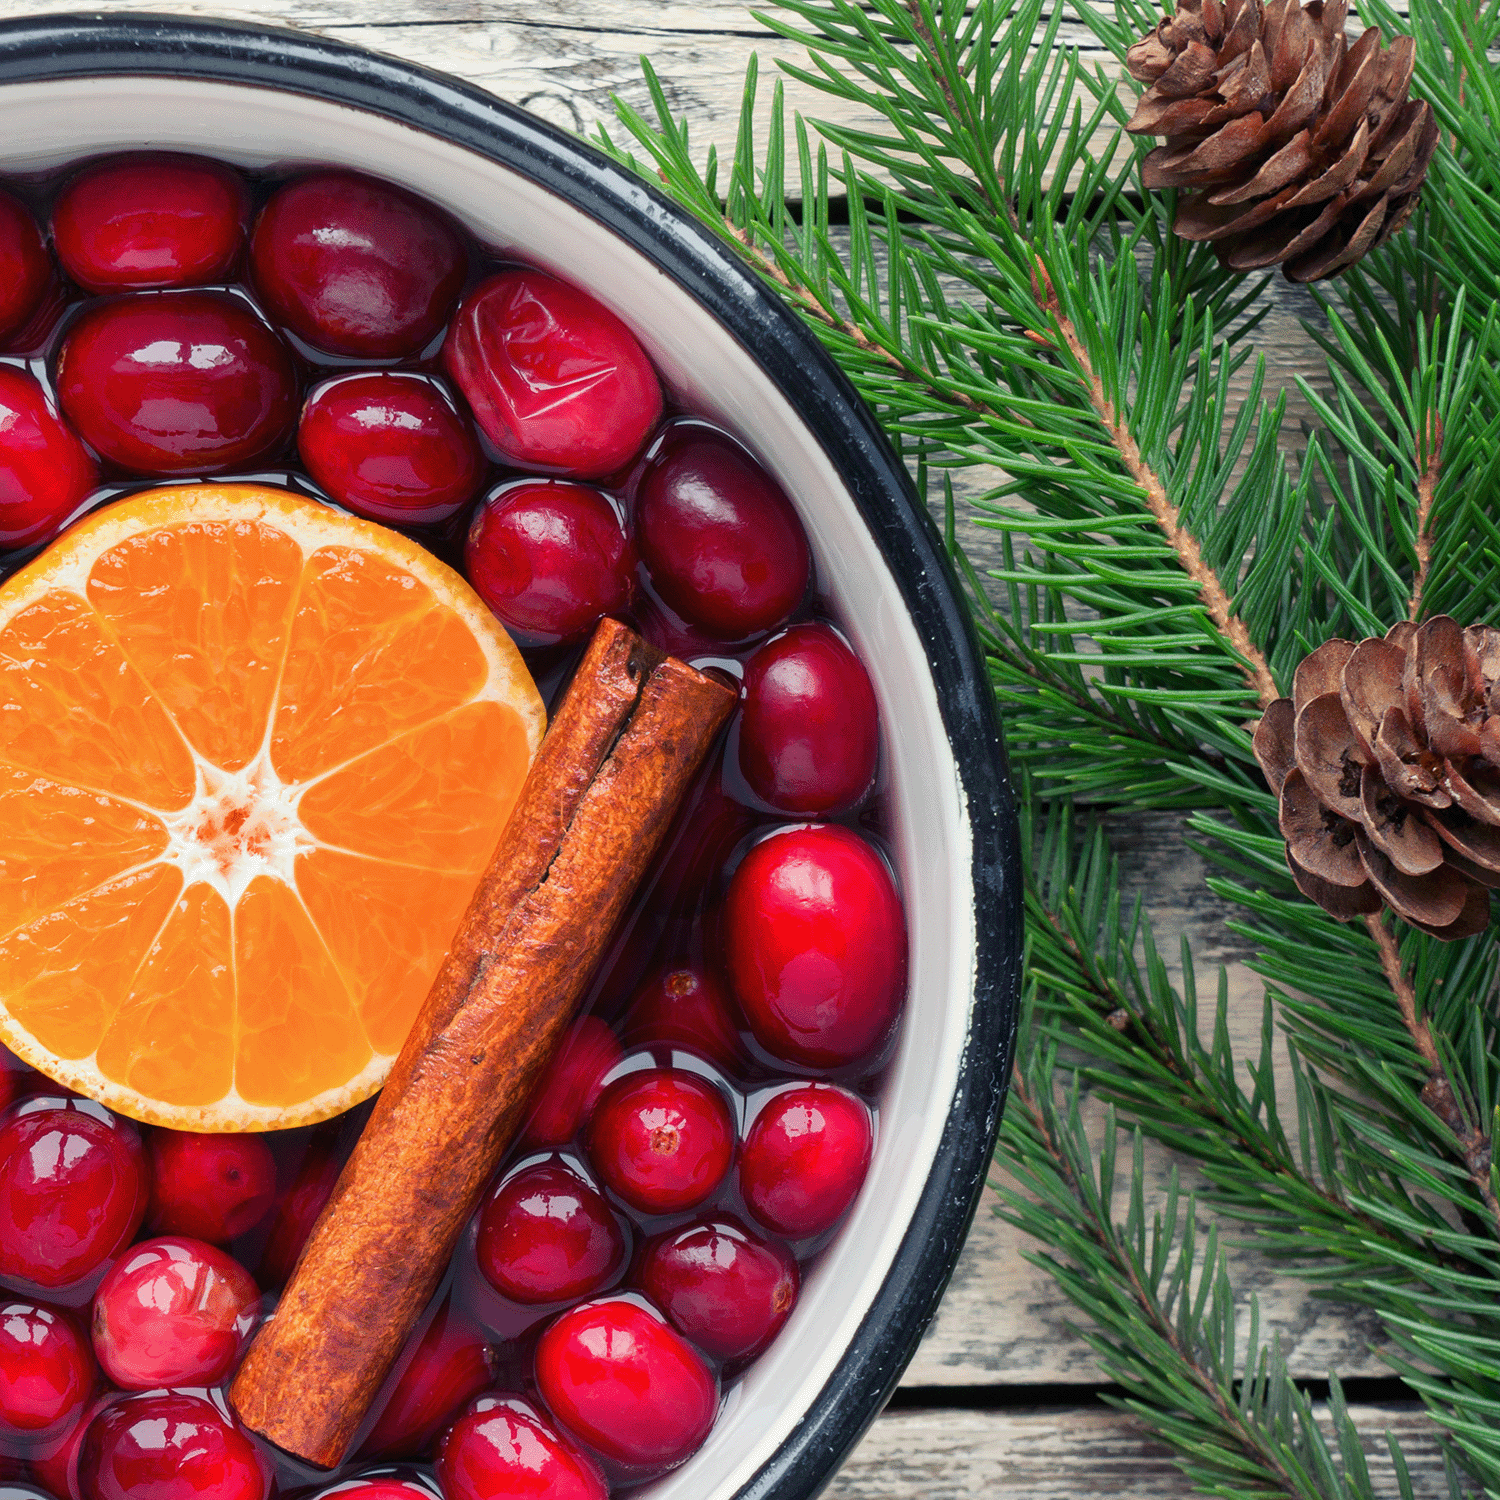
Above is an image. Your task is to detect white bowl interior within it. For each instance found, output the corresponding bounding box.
[0,77,979,1499]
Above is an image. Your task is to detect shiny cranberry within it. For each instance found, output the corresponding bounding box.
[297,372,483,525]
[623,964,744,1073]
[78,1392,267,1500]
[361,1304,494,1459]
[535,1299,716,1474]
[738,624,879,813]
[56,292,296,476]
[255,1141,341,1290]
[444,269,661,480]
[0,368,98,552]
[309,1480,435,1500]
[520,1017,622,1150]
[740,1084,872,1239]
[146,1133,275,1247]
[639,1218,797,1365]
[476,1165,623,1307]
[31,1393,113,1500]
[52,155,248,294]
[0,1304,93,1441]
[0,1101,145,1296]
[635,424,809,638]
[437,1394,606,1500]
[724,825,906,1068]
[251,170,465,358]
[0,191,48,347]
[586,1069,733,1215]
[465,480,635,647]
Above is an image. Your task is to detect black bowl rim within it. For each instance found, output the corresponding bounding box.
[0,14,1024,1498]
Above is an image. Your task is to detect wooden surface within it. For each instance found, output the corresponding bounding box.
[0,0,1453,1490]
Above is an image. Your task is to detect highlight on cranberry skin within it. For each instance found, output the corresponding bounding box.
[443,268,663,480]
[0,188,50,346]
[146,1131,276,1247]
[0,367,99,551]
[51,153,250,294]
[623,962,745,1074]
[0,1302,94,1440]
[251,169,466,358]
[437,1393,607,1500]
[520,1016,623,1150]
[534,1297,718,1475]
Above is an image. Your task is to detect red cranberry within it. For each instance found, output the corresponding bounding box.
[252,171,465,358]
[52,155,248,294]
[361,1304,494,1459]
[635,424,809,638]
[738,624,879,813]
[724,825,906,1068]
[586,1069,733,1215]
[0,191,48,346]
[639,1218,798,1365]
[146,1133,275,1247]
[0,1101,145,1296]
[437,1394,606,1500]
[56,292,296,476]
[31,1393,112,1500]
[0,1054,38,1121]
[740,1084,872,1239]
[255,1140,342,1291]
[298,372,483,525]
[535,1299,716,1474]
[0,1304,93,1441]
[476,1165,623,1306]
[520,1017,621,1150]
[623,964,744,1073]
[0,368,98,552]
[78,1392,267,1500]
[465,480,635,647]
[444,269,661,480]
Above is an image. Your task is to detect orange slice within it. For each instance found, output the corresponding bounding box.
[0,484,545,1130]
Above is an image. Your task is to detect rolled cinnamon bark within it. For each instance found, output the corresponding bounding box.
[229,618,735,1467]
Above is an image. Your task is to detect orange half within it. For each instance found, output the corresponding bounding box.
[0,484,545,1130]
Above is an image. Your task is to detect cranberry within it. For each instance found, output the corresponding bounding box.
[0,1101,145,1296]
[535,1299,716,1474]
[52,154,248,294]
[146,1133,275,1247]
[0,191,48,346]
[437,1394,606,1500]
[0,368,98,552]
[254,1140,342,1290]
[30,1393,112,1500]
[361,1304,494,1459]
[0,1304,93,1441]
[623,964,744,1073]
[465,480,635,647]
[740,1084,872,1239]
[444,269,661,480]
[520,1017,621,1150]
[738,624,879,813]
[639,1218,798,1365]
[252,170,465,358]
[586,1069,733,1215]
[634,423,809,638]
[78,1392,267,1500]
[476,1165,623,1306]
[56,291,296,476]
[724,825,906,1068]
[0,1054,38,1121]
[309,1480,435,1500]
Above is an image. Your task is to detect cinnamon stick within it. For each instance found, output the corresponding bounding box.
[229,618,735,1467]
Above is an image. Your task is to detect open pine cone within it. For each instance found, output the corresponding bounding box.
[1254,619,1500,940]
[1125,0,1439,282]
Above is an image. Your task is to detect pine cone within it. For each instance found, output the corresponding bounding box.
[1254,619,1500,940]
[1125,0,1439,282]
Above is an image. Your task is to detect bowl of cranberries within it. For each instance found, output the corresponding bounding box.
[0,13,1020,1500]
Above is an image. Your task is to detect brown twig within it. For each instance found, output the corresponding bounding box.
[1407,411,1444,622]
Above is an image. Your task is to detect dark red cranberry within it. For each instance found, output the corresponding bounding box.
[586,1069,733,1215]
[0,1101,145,1296]
[0,368,98,552]
[0,1304,93,1440]
[740,1084,872,1239]
[476,1165,623,1306]
[251,171,465,358]
[639,1218,798,1365]
[0,1053,38,1121]
[146,1132,275,1246]
[623,964,744,1073]
[724,825,906,1068]
[444,269,661,480]
[78,1392,268,1500]
[437,1394,606,1500]
[90,1236,258,1391]
[0,191,48,347]
[520,1017,622,1150]
[52,154,249,294]
[535,1299,716,1474]
[31,1393,113,1500]
[738,624,879,813]
[254,1140,342,1290]
[56,292,296,476]
[298,372,484,525]
[634,424,809,638]
[465,480,635,647]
